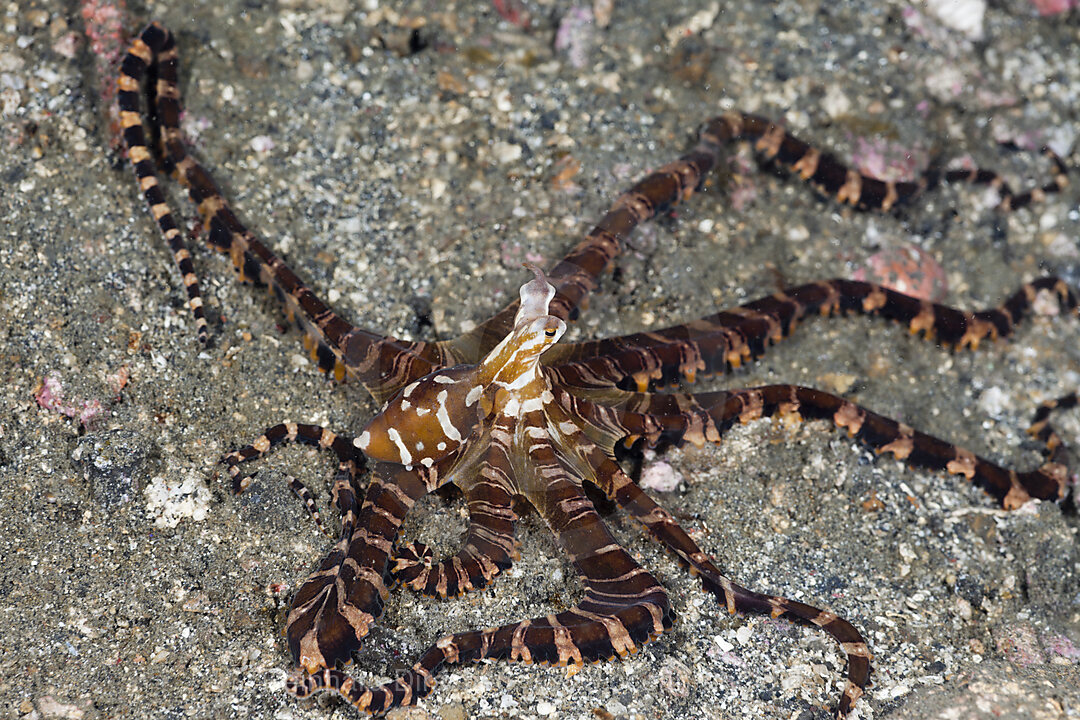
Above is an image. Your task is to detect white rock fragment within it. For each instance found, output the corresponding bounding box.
[639,460,683,492]
[0,87,20,116]
[1033,289,1062,316]
[491,140,522,164]
[664,3,719,48]
[924,0,985,40]
[976,386,1007,418]
[780,663,812,692]
[250,134,275,152]
[37,695,85,719]
[955,596,973,620]
[430,177,447,200]
[821,84,852,119]
[924,65,967,100]
[882,682,911,700]
[144,473,212,528]
[0,51,25,72]
[337,216,363,234]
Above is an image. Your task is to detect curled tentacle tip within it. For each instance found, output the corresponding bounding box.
[231,474,254,494]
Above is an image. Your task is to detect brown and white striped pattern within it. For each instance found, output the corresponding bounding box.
[457,112,1069,359]
[708,112,1069,212]
[222,421,363,533]
[561,384,1069,508]
[286,461,442,675]
[548,277,1078,392]
[117,25,208,343]
[120,23,1077,720]
[391,431,519,598]
[118,22,458,401]
[1028,391,1080,469]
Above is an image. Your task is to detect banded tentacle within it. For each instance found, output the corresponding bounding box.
[1028,391,1080,469]
[222,421,363,534]
[546,276,1078,391]
[290,422,673,715]
[393,437,519,598]
[591,447,867,718]
[563,384,1070,509]
[286,462,440,676]
[450,121,728,359]
[119,23,456,399]
[545,392,869,717]
[551,382,721,451]
[942,144,1069,211]
[451,111,1068,363]
[117,24,208,342]
[712,112,1069,212]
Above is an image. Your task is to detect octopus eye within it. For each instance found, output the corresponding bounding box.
[544,328,557,337]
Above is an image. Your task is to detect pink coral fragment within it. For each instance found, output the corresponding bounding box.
[35,374,66,413]
[35,373,104,428]
[80,0,130,150]
[852,245,948,303]
[995,623,1046,667]
[492,0,531,29]
[555,6,595,69]
[851,136,928,184]
[1030,0,1078,15]
[1041,633,1080,663]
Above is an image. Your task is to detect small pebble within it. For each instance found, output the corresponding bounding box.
[491,140,522,164]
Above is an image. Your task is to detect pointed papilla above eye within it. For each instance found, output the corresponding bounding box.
[515,263,556,326]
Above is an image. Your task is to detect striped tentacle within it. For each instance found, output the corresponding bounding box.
[119,24,454,399]
[117,24,208,342]
[715,112,1069,212]
[456,111,1068,363]
[464,109,1071,366]
[577,384,1069,509]
[727,386,1065,509]
[546,394,867,717]
[1028,391,1079,471]
[551,383,724,452]
[547,276,1078,391]
[516,417,673,662]
[222,421,363,534]
[714,111,926,210]
[286,462,439,676]
[450,120,728,360]
[291,421,673,715]
[587,443,868,718]
[720,585,868,719]
[941,144,1070,211]
[393,438,519,598]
